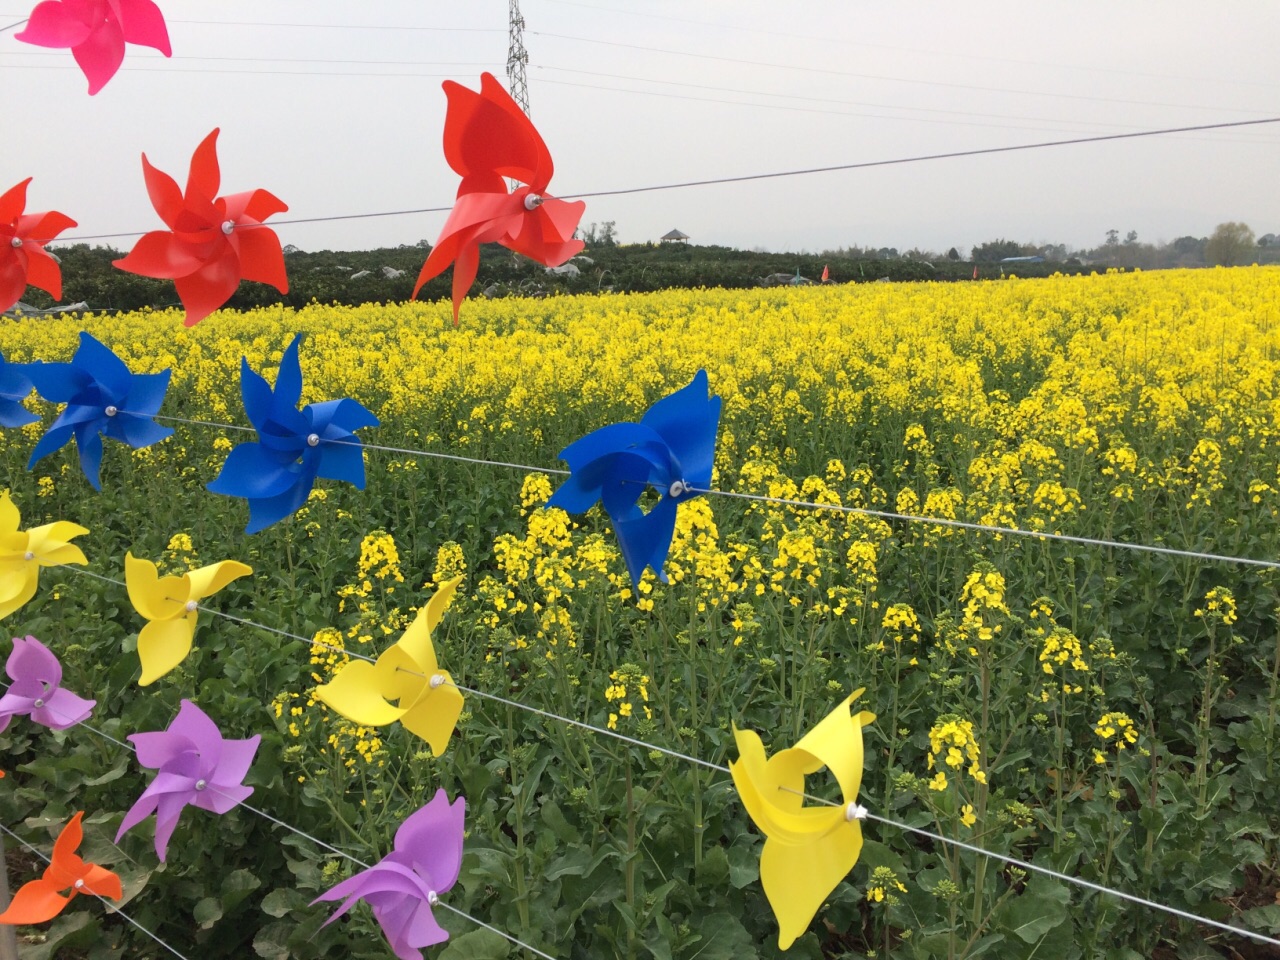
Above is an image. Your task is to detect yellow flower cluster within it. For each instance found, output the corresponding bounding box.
[604,663,652,729]
[1093,711,1139,764]
[866,866,908,904]
[1194,586,1238,626]
[926,715,987,789]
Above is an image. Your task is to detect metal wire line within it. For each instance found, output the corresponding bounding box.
[44,115,1280,243]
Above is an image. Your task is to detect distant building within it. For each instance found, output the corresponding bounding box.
[660,229,689,243]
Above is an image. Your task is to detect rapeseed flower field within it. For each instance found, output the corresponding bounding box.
[1,267,1278,959]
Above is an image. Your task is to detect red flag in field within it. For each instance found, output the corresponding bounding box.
[821,264,829,282]
[972,265,979,280]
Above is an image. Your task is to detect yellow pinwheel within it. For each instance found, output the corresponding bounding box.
[125,552,253,685]
[0,491,88,621]
[729,689,876,950]
[314,577,462,756]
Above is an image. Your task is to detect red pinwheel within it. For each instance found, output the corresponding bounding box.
[114,128,288,327]
[0,178,76,314]
[15,0,171,96]
[413,72,585,324]
[0,812,122,925]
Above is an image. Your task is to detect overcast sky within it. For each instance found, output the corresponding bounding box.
[4,1,1279,256]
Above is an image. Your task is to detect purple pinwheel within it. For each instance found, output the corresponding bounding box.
[0,350,37,428]
[116,699,260,862]
[0,636,96,732]
[547,369,721,585]
[25,331,173,490]
[314,789,465,960]
[207,334,378,534]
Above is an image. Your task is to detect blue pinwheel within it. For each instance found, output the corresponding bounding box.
[208,334,378,533]
[548,369,721,586]
[0,349,37,428]
[26,332,173,489]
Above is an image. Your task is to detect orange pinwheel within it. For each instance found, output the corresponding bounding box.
[114,128,288,326]
[413,72,585,323]
[1,178,77,314]
[0,812,122,925]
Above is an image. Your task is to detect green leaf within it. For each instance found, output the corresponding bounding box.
[695,845,729,887]
[22,910,99,960]
[689,912,755,960]
[194,896,224,929]
[221,867,263,913]
[437,928,513,960]
[994,877,1071,944]
[726,840,759,889]
[1242,904,1280,934]
[261,887,309,918]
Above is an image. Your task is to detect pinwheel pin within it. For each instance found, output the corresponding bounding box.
[0,349,37,428]
[25,331,173,489]
[0,492,88,621]
[1,178,76,314]
[413,72,586,323]
[117,699,260,862]
[314,788,465,960]
[0,812,122,925]
[315,578,462,756]
[729,689,876,950]
[0,636,96,731]
[124,552,253,685]
[547,369,721,586]
[15,0,171,95]
[114,128,288,326]
[207,334,379,533]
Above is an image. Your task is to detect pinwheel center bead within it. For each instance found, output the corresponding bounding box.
[523,193,544,211]
[427,891,439,906]
[845,802,868,822]
[9,237,21,248]
[33,698,45,708]
[307,433,320,447]
[23,551,34,561]
[221,220,236,235]
[668,480,689,498]
[74,879,85,889]
[185,600,199,612]
[104,405,118,417]
[429,673,447,689]
[195,779,207,791]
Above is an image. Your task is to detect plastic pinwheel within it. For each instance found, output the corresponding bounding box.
[207,334,379,533]
[729,689,876,950]
[0,492,88,621]
[547,369,721,586]
[0,636,96,732]
[113,128,288,326]
[315,578,462,756]
[0,812,122,925]
[314,788,465,960]
[413,72,586,323]
[15,0,171,95]
[0,349,37,427]
[1,178,76,314]
[124,552,253,685]
[117,699,260,862]
[25,331,173,489]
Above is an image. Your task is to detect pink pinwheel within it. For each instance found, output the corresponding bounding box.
[1,178,76,314]
[114,128,289,326]
[116,699,259,862]
[314,789,465,960]
[0,636,95,732]
[413,72,585,324]
[15,0,171,96]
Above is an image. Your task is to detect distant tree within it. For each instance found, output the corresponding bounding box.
[1205,222,1255,266]
[971,239,1022,262]
[1124,230,1138,245]
[1105,229,1120,247]
[946,247,960,261]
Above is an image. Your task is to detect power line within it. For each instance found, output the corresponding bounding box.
[0,62,499,80]
[540,0,1280,93]
[3,50,501,67]
[44,115,1280,244]
[531,31,1271,116]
